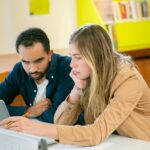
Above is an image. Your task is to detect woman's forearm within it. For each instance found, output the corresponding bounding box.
[36,123,59,140]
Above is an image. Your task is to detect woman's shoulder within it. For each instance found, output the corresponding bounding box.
[111,63,141,91]
[117,63,137,78]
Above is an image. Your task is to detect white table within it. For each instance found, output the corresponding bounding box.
[0,128,149,150]
[48,134,150,150]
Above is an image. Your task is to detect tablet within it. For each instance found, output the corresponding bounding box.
[0,100,10,121]
[0,128,56,150]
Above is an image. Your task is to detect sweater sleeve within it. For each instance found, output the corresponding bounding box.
[54,97,82,125]
[56,72,143,146]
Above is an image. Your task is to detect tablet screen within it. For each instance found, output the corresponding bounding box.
[0,100,10,121]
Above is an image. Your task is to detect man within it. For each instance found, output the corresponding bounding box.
[0,28,74,123]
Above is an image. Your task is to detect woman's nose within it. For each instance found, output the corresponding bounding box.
[70,59,76,68]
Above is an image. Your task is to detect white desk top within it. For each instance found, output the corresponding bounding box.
[0,128,149,150]
[48,134,150,150]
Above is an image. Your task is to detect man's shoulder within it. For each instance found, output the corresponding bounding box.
[47,54,71,78]
[12,62,23,72]
[52,53,71,68]
[10,62,26,78]
[53,53,71,63]
[3,62,26,85]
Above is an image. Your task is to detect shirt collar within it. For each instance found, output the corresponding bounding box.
[46,53,58,80]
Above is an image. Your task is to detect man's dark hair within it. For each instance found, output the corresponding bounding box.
[16,28,50,53]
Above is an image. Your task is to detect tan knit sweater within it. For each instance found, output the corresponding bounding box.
[54,64,150,146]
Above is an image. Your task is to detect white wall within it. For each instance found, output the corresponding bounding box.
[0,0,14,54]
[0,0,77,54]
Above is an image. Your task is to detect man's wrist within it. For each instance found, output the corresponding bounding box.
[24,107,32,117]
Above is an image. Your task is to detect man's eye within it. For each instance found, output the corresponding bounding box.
[22,61,29,65]
[35,59,43,64]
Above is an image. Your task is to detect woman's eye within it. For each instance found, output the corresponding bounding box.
[75,57,82,60]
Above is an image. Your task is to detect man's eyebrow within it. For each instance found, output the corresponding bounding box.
[21,57,44,63]
[33,57,44,62]
[21,59,29,63]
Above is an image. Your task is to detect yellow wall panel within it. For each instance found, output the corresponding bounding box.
[77,0,106,29]
[115,20,150,52]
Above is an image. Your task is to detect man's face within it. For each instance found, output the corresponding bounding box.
[18,42,52,84]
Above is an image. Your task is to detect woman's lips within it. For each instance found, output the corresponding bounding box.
[72,70,80,75]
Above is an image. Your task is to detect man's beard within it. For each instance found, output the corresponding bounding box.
[28,71,46,81]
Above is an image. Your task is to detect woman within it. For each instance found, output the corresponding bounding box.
[0,24,150,146]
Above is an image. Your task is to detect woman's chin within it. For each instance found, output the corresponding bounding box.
[76,75,86,80]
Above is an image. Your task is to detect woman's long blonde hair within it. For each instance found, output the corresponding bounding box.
[69,24,130,123]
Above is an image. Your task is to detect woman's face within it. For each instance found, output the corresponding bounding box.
[69,43,91,80]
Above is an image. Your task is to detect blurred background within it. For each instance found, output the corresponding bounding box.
[0,0,150,86]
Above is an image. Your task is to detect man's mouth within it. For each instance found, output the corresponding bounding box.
[29,72,41,78]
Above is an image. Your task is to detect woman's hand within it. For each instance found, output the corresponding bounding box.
[68,70,87,105]
[0,116,40,135]
[0,117,58,139]
[70,70,87,89]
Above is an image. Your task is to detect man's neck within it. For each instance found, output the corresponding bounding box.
[35,77,46,85]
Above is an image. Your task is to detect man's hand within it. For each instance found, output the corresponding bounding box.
[27,98,52,117]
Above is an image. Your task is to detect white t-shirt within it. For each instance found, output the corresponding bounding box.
[34,79,49,104]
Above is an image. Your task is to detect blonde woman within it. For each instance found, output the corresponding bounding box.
[1,24,150,146]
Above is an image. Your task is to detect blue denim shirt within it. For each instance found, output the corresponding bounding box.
[0,53,74,123]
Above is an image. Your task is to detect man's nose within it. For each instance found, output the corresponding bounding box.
[29,63,38,73]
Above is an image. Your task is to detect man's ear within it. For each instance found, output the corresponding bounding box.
[48,50,53,61]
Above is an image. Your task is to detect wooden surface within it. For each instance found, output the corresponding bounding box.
[122,48,150,87]
[123,48,150,59]
[0,71,9,82]
[135,59,150,87]
[0,53,20,72]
